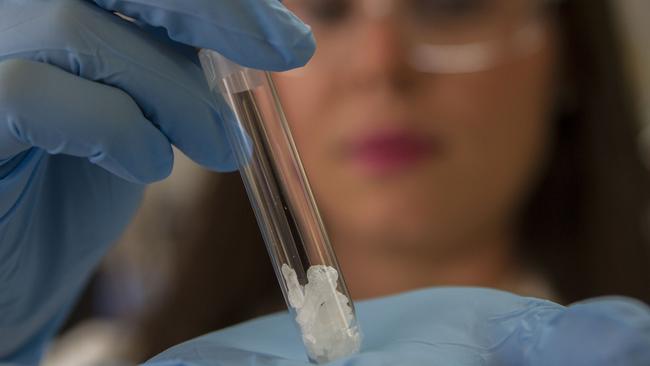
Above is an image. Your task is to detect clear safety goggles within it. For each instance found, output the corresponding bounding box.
[284,0,560,74]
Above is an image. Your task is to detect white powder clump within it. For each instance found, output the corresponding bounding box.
[281,264,361,363]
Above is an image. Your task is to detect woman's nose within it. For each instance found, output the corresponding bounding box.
[362,0,393,19]
[347,18,415,90]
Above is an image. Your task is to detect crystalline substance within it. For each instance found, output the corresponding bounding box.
[281,264,361,363]
[282,263,305,308]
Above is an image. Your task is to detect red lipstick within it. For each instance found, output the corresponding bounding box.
[347,130,438,176]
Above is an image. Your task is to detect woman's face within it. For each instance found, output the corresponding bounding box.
[276,0,559,254]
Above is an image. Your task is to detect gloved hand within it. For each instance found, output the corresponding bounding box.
[145,287,650,366]
[0,0,314,363]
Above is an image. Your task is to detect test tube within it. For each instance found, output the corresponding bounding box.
[199,49,362,364]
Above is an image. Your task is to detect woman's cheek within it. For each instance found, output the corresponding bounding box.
[438,49,557,228]
[274,71,345,202]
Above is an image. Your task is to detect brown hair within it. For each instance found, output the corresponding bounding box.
[132,0,650,360]
[520,0,650,302]
[130,173,284,359]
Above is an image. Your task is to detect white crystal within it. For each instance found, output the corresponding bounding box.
[282,263,305,308]
[281,264,361,363]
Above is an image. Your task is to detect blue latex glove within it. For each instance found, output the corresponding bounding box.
[146,288,650,366]
[0,0,314,363]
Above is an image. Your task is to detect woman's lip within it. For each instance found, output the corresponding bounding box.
[345,130,439,175]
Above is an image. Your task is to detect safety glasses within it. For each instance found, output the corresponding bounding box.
[284,0,561,74]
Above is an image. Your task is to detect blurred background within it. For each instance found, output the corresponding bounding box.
[44,1,650,365]
[618,0,650,125]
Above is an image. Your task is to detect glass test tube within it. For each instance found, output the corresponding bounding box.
[199,49,362,364]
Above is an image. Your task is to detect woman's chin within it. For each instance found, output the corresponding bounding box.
[337,212,443,249]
